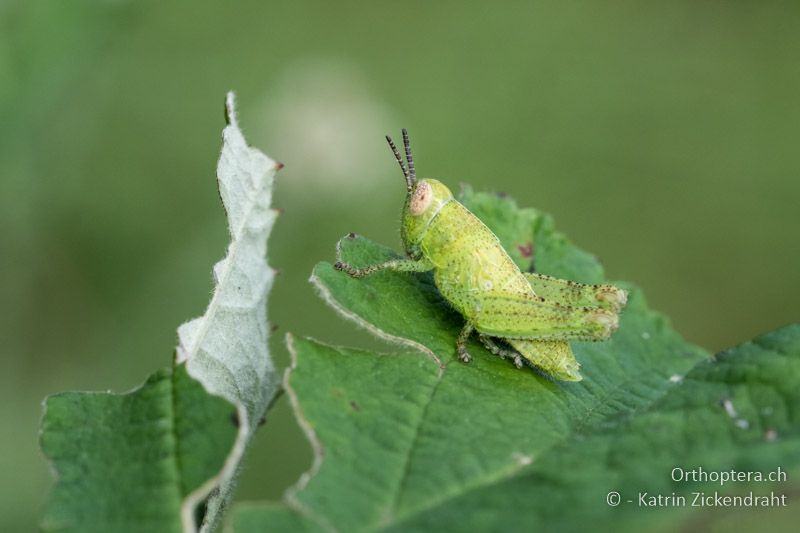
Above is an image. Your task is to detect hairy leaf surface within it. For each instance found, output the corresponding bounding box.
[40,94,280,533]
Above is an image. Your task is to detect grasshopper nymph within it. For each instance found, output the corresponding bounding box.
[334,130,627,381]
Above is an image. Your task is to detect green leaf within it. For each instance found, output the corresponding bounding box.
[234,188,799,531]
[40,366,236,533]
[40,93,280,533]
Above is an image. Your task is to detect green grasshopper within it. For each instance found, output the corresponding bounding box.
[334,130,627,381]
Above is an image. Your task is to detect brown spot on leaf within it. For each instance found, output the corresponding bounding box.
[350,400,361,412]
[517,242,534,258]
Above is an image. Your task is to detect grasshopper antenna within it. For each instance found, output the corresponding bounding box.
[402,128,417,188]
[386,133,413,191]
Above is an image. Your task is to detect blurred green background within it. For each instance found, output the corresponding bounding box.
[2,1,798,531]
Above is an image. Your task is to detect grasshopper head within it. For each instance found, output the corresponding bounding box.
[385,130,453,253]
[401,179,453,249]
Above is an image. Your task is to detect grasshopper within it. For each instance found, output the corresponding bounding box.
[334,130,627,381]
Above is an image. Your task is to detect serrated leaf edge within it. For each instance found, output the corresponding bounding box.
[309,269,445,371]
[282,333,335,533]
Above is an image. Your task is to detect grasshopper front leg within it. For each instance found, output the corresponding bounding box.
[334,257,434,278]
[334,234,434,278]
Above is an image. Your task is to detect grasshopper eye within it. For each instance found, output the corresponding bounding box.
[409,182,432,215]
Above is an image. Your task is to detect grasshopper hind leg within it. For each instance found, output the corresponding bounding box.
[478,336,580,382]
[523,272,628,313]
[479,335,524,368]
